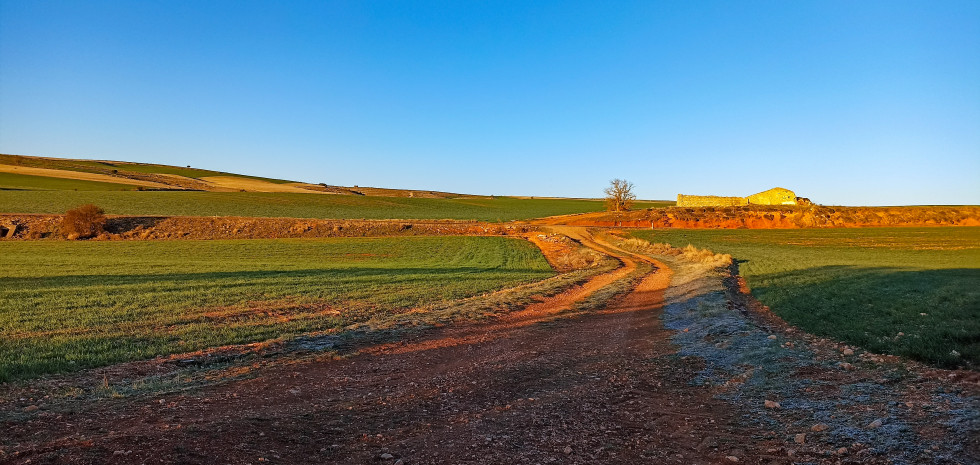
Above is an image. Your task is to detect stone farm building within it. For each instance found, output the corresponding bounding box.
[676,187,803,207]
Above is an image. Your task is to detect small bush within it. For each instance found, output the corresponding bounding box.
[62,204,107,240]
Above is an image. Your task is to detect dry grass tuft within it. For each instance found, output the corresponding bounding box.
[677,244,733,268]
[618,237,731,267]
[618,237,675,255]
[554,248,605,270]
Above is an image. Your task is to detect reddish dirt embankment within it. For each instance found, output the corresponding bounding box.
[537,205,980,228]
[0,215,534,241]
[3,205,977,242]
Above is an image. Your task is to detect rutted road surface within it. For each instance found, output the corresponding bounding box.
[2,228,976,464]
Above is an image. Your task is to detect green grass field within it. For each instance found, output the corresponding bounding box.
[0,190,669,221]
[0,172,138,191]
[0,236,554,381]
[630,227,980,369]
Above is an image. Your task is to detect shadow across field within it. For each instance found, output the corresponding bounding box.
[746,265,980,368]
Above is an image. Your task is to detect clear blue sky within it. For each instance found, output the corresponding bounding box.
[1,1,978,205]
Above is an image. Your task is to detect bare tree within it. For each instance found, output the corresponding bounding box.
[604,179,636,212]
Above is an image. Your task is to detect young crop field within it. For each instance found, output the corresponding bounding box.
[630,227,980,369]
[0,236,554,381]
[0,190,670,221]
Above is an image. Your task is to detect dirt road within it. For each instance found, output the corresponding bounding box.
[1,229,976,464]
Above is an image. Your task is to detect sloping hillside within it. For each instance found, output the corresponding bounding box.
[0,154,482,198]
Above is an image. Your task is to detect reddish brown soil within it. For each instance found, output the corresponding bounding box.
[535,205,980,229]
[0,214,533,241]
[4,204,978,243]
[0,230,786,465]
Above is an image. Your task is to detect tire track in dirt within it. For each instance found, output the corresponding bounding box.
[2,229,779,465]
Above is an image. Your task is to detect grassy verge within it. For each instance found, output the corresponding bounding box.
[629,227,980,369]
[0,236,554,381]
[0,191,667,221]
